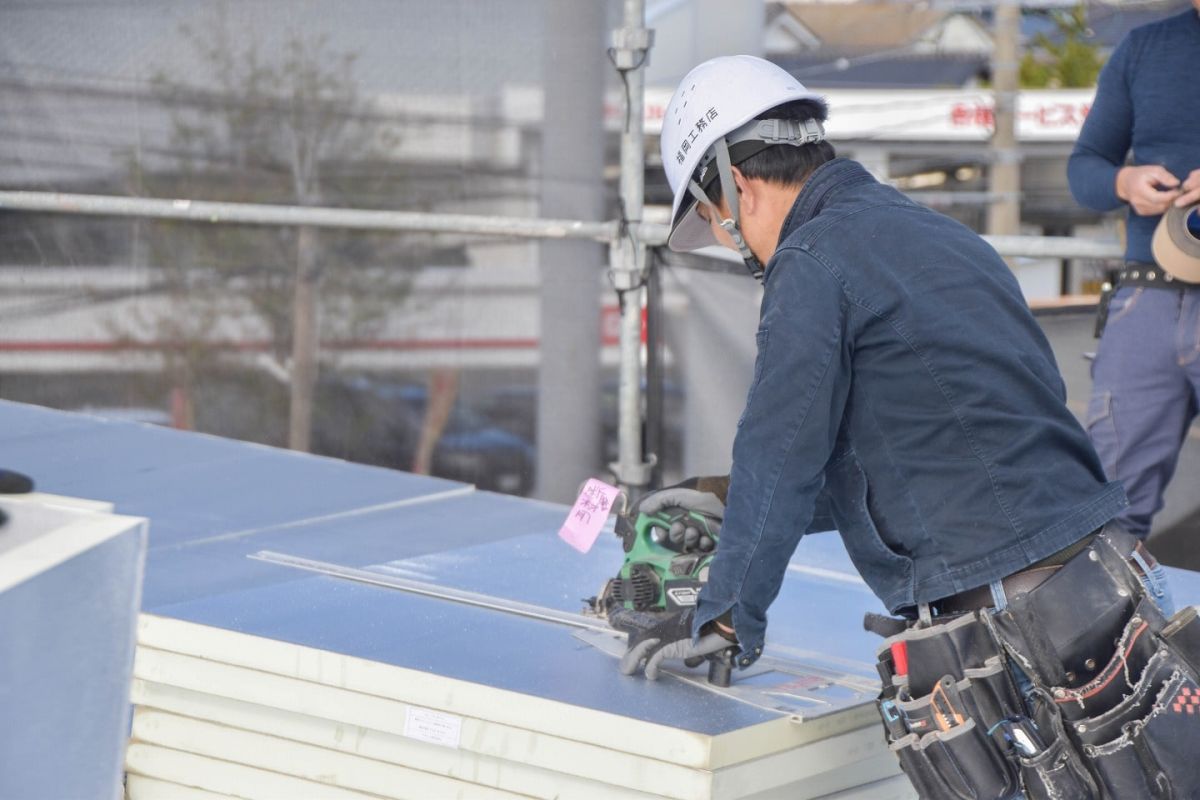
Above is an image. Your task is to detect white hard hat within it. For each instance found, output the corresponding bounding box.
[661,55,824,255]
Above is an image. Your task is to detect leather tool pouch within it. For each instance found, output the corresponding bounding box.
[1047,598,1164,723]
[981,529,1200,800]
[873,527,1200,799]
[1018,688,1098,800]
[987,530,1144,689]
[1082,665,1200,799]
[890,719,1016,800]
[875,614,1024,799]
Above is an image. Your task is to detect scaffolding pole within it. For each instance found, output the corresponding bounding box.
[609,0,655,498]
[0,191,1126,261]
[0,191,618,243]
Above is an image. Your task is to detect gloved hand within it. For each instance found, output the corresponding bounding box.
[637,486,724,519]
[634,475,728,519]
[616,607,734,681]
[631,476,727,551]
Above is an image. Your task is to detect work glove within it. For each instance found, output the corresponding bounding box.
[637,487,724,520]
[634,475,728,518]
[615,607,735,681]
[631,475,728,551]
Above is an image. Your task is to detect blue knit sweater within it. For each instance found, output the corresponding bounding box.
[1067,9,1200,263]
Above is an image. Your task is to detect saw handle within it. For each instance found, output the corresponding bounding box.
[706,646,739,687]
[685,647,737,686]
[707,657,733,687]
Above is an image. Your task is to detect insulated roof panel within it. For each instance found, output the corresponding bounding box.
[0,497,147,800]
[147,573,782,737]
[0,400,467,550]
[364,526,887,680]
[142,491,564,609]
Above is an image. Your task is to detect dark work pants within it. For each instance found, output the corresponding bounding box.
[1087,283,1200,539]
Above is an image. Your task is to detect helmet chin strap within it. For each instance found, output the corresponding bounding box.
[687,136,765,282]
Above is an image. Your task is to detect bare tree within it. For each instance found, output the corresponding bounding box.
[130,7,411,449]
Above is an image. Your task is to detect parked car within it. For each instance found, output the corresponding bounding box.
[475,378,685,479]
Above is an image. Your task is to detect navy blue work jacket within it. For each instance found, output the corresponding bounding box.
[695,158,1127,666]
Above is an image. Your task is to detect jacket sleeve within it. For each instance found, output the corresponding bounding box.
[693,249,852,664]
[1067,36,1134,212]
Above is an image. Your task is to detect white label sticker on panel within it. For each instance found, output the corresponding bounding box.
[403,706,463,749]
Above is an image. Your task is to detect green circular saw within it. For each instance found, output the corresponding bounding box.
[593,505,720,615]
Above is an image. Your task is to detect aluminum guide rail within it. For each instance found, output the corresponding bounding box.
[249,549,613,634]
[249,548,879,719]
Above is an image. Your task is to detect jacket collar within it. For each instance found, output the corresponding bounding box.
[777,157,877,245]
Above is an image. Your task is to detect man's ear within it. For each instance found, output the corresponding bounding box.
[730,166,757,215]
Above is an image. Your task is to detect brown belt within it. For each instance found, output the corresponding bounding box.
[935,539,1158,615]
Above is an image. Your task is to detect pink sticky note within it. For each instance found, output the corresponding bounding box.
[558,478,621,554]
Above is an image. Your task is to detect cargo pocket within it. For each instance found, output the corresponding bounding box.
[1085,391,1120,480]
[1104,286,1142,326]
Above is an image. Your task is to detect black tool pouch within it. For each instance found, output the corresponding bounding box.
[1018,688,1098,800]
[981,528,1200,800]
[894,613,1006,697]
[1083,666,1200,799]
[890,720,1017,800]
[987,529,1144,689]
[874,614,1026,799]
[872,523,1200,800]
[1047,598,1165,723]
[1063,601,1200,799]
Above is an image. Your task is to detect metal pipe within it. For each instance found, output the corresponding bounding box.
[609,0,655,497]
[0,191,1124,261]
[0,190,618,243]
[980,235,1122,260]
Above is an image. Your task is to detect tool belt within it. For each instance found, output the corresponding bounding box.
[1094,262,1200,338]
[1116,263,1200,289]
[872,526,1200,800]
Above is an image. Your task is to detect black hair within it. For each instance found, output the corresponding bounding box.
[704,98,836,206]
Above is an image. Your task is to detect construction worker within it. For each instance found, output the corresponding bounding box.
[617,56,1199,799]
[1067,1,1200,544]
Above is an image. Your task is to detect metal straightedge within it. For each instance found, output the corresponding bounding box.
[250,549,878,720]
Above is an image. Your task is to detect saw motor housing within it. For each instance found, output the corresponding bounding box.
[598,507,720,614]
